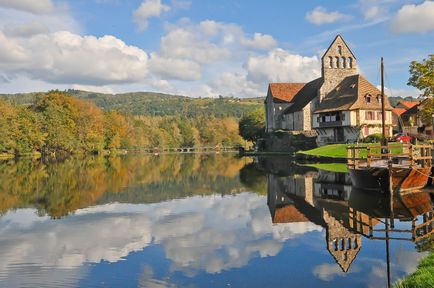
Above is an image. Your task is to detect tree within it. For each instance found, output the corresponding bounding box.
[408,54,434,97]
[238,107,265,143]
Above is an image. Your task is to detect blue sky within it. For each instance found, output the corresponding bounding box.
[0,0,433,97]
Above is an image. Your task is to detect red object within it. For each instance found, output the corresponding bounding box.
[394,134,413,143]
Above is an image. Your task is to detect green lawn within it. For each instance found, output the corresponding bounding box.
[303,163,349,173]
[394,252,434,288]
[298,143,403,159]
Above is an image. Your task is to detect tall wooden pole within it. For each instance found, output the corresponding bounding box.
[381,57,387,147]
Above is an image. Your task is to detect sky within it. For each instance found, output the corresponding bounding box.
[0,0,433,98]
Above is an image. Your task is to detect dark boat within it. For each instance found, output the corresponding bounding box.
[348,58,432,193]
[348,158,432,192]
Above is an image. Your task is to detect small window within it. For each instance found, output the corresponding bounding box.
[341,57,346,68]
[335,56,340,68]
[348,57,353,68]
[337,45,342,55]
[365,94,372,104]
[328,56,333,68]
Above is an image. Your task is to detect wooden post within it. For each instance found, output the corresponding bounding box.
[409,145,414,166]
[355,147,359,168]
[367,147,371,168]
[389,160,394,228]
[412,218,416,241]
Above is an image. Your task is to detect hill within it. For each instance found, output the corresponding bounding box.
[0,90,264,118]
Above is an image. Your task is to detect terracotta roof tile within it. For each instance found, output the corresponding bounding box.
[268,83,305,102]
[399,100,419,109]
[392,108,406,116]
[273,205,309,223]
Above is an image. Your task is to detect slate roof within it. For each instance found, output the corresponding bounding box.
[284,78,323,113]
[268,83,306,102]
[314,74,393,113]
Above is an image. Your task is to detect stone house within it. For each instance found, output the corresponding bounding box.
[264,35,393,144]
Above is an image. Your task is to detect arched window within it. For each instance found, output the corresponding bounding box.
[341,57,346,68]
[337,45,342,55]
[347,57,353,68]
[335,56,340,68]
[328,56,332,68]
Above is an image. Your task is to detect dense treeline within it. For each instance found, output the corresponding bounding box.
[1,89,263,118]
[0,91,243,157]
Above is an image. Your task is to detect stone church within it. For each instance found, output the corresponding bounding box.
[264,35,393,145]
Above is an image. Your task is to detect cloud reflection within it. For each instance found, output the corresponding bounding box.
[0,193,323,285]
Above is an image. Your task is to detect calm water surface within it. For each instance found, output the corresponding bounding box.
[0,154,432,288]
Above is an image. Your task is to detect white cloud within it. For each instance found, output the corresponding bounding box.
[133,0,170,31]
[306,6,350,25]
[149,53,201,81]
[246,48,320,84]
[3,22,49,37]
[357,0,390,20]
[313,263,360,281]
[0,0,54,14]
[377,85,421,98]
[209,72,264,97]
[159,27,231,64]
[240,32,277,50]
[0,193,323,285]
[0,31,149,85]
[391,1,434,33]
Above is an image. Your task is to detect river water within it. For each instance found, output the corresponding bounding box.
[0,154,432,288]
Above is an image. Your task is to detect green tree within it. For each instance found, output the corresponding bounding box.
[15,107,46,154]
[0,99,18,153]
[408,54,434,97]
[239,107,265,143]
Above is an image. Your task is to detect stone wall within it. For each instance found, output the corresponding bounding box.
[260,131,318,153]
[320,36,358,101]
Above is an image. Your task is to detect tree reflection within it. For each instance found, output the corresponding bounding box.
[0,154,250,218]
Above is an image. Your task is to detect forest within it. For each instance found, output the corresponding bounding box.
[0,91,246,158]
[1,89,263,118]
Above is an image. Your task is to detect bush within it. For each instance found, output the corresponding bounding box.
[361,133,383,143]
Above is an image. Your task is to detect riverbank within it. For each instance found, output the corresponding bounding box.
[296,143,404,161]
[394,252,434,288]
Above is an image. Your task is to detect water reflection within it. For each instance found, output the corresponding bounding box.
[0,154,250,217]
[258,156,434,286]
[0,154,432,288]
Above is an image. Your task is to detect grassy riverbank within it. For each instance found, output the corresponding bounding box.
[303,163,348,173]
[298,143,404,159]
[394,252,434,288]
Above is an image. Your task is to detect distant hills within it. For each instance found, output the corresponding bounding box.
[1,89,420,118]
[0,90,264,118]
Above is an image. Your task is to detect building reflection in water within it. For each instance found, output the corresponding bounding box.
[261,156,434,282]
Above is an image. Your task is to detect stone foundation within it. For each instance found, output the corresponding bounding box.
[258,130,318,153]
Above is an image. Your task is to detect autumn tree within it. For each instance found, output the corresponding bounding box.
[0,100,19,153]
